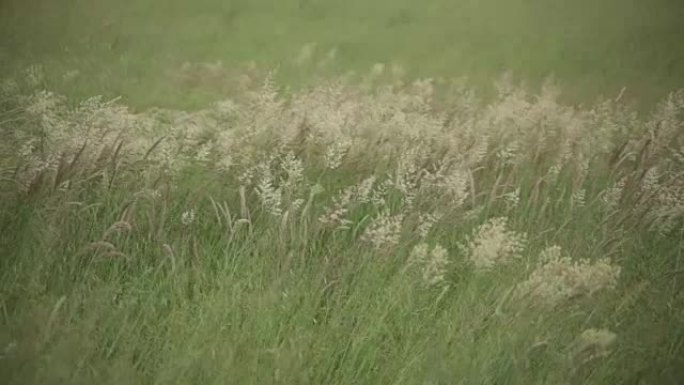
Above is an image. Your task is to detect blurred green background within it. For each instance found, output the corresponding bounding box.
[1,0,683,109]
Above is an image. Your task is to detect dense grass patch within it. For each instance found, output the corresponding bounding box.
[0,68,682,384]
[1,1,684,382]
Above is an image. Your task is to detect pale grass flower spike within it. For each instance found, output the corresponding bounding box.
[361,210,404,250]
[514,245,621,308]
[181,209,196,226]
[572,328,618,364]
[461,217,527,270]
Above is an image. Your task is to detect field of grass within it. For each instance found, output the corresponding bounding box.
[1,1,684,384]
[2,0,684,109]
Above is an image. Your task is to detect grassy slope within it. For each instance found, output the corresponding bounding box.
[1,1,684,384]
[1,0,684,109]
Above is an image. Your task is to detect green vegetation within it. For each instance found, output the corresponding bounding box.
[1,1,683,384]
[1,0,683,109]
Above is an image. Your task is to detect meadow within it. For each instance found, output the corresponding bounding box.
[1,0,683,384]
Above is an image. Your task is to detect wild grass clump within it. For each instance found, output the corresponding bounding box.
[0,66,683,384]
[513,245,621,309]
[459,217,527,271]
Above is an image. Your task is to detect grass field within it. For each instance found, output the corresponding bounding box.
[2,0,684,109]
[1,1,684,384]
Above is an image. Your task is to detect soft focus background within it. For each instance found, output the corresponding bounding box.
[1,0,683,109]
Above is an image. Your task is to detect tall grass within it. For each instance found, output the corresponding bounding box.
[0,67,683,384]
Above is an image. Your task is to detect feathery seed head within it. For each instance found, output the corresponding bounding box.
[462,217,527,270]
[181,209,196,226]
[515,245,621,308]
